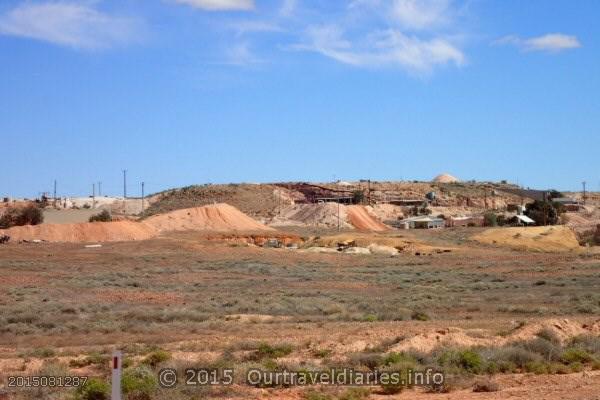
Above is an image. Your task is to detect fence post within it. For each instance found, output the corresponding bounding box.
[111,351,122,400]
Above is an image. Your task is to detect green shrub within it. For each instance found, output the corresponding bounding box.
[122,365,158,400]
[438,350,482,374]
[303,389,333,400]
[569,361,584,372]
[561,348,594,364]
[549,362,571,374]
[383,352,414,366]
[31,347,56,358]
[493,346,540,368]
[254,343,293,359]
[261,358,279,371]
[348,352,383,370]
[411,311,430,321]
[142,350,171,368]
[362,314,378,322]
[0,205,44,228]
[496,360,517,373]
[483,212,497,227]
[312,349,332,358]
[568,335,600,355]
[379,366,410,395]
[89,210,112,222]
[351,190,365,205]
[519,338,561,361]
[536,328,561,344]
[76,378,110,400]
[524,360,550,374]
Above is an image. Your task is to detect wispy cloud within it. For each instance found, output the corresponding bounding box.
[173,0,254,11]
[391,0,451,30]
[495,33,581,53]
[0,2,143,50]
[297,1,465,74]
[225,41,264,65]
[302,25,464,73]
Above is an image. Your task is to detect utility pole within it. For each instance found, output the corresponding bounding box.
[582,181,587,205]
[141,182,145,213]
[92,183,96,209]
[337,199,340,232]
[122,170,127,216]
[122,170,127,199]
[98,181,102,197]
[53,179,57,208]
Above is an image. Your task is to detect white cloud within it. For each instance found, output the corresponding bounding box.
[173,0,254,11]
[295,1,465,74]
[524,33,581,52]
[495,33,581,53]
[391,0,451,30]
[0,2,142,50]
[303,25,464,73]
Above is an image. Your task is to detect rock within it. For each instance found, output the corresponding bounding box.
[343,247,371,255]
[368,244,398,256]
[303,247,339,254]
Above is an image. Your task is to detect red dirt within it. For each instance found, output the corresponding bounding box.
[345,205,390,232]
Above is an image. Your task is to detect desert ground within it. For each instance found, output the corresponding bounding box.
[1,182,599,400]
[1,227,599,399]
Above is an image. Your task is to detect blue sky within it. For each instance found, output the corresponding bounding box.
[1,0,598,198]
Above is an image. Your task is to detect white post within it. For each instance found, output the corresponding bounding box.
[111,351,122,400]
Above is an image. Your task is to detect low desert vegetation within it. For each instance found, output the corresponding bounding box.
[0,205,43,228]
[89,210,112,222]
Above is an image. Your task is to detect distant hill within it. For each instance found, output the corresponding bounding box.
[143,181,532,219]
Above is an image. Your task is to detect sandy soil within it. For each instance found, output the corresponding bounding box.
[42,209,100,224]
[0,220,157,243]
[144,203,274,232]
[472,226,581,252]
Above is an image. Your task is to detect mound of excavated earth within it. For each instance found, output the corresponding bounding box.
[472,226,581,252]
[388,319,600,354]
[0,221,157,243]
[270,203,352,229]
[0,204,273,243]
[144,203,274,232]
[270,203,390,232]
[345,205,390,232]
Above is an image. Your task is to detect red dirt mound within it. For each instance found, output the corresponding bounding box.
[345,205,390,232]
[0,221,157,243]
[144,203,274,233]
